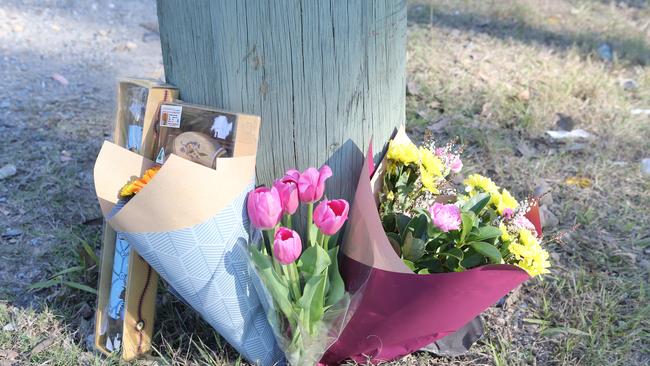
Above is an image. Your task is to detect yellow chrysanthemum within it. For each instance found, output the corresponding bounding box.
[464,174,499,196]
[386,140,419,165]
[508,228,551,277]
[419,147,444,178]
[119,166,161,197]
[420,170,439,194]
[496,189,519,215]
[499,222,511,242]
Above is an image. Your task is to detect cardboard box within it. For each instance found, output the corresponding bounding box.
[95,79,178,361]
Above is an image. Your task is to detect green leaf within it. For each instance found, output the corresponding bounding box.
[471,226,502,242]
[80,239,99,265]
[386,232,402,256]
[541,327,590,337]
[62,281,97,295]
[309,224,319,247]
[51,265,85,278]
[249,247,293,322]
[417,268,430,274]
[440,247,464,261]
[402,259,416,271]
[325,247,345,307]
[381,213,397,232]
[298,245,331,278]
[405,213,429,240]
[29,278,61,291]
[402,232,426,261]
[462,193,491,214]
[469,242,503,264]
[445,256,461,271]
[395,214,412,235]
[461,252,487,268]
[299,274,327,334]
[460,212,476,243]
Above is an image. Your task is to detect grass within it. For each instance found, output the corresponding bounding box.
[1,0,649,365]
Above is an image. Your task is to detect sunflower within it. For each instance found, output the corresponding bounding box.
[119,166,161,198]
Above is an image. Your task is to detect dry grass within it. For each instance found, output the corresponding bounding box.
[1,0,649,365]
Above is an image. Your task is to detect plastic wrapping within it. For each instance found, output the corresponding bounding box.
[248,226,354,365]
[93,108,284,365]
[153,101,236,167]
[320,135,538,364]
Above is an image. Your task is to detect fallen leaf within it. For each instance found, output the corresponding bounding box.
[565,176,592,188]
[546,129,592,140]
[51,73,69,86]
[30,337,56,356]
[515,141,537,158]
[427,117,451,132]
[0,349,19,360]
[516,89,530,102]
[0,164,17,180]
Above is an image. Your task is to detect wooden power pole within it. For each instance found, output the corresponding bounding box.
[157,0,406,202]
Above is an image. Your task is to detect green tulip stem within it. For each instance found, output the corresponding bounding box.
[321,234,330,251]
[285,214,292,229]
[289,262,302,299]
[264,228,282,273]
[306,202,314,245]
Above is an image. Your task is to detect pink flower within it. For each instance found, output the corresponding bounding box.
[273,173,299,215]
[448,155,463,174]
[429,202,461,232]
[296,165,333,203]
[273,227,302,265]
[513,216,538,236]
[247,186,282,230]
[434,147,446,157]
[313,199,349,236]
[502,207,514,219]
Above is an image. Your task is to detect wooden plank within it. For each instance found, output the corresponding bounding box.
[157,0,406,202]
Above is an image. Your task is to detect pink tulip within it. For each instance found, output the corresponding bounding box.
[273,227,302,265]
[273,174,299,215]
[313,199,349,236]
[429,202,461,232]
[247,186,283,230]
[296,165,332,203]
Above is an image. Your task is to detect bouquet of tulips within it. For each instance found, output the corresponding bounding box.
[247,165,351,365]
[380,136,550,277]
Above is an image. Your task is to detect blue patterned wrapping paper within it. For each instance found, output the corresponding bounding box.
[108,184,285,366]
[107,234,130,320]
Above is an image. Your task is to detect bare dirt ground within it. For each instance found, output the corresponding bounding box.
[1,0,649,365]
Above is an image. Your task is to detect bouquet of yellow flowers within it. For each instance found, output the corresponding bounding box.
[379,135,550,277]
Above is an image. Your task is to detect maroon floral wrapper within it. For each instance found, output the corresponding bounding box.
[321,140,539,364]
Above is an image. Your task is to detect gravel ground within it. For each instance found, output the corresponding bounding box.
[0,0,162,305]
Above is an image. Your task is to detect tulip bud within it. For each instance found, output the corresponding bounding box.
[273,227,302,265]
[247,186,282,230]
[273,174,299,215]
[296,165,332,203]
[313,199,349,236]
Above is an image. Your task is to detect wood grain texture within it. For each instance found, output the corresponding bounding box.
[157,0,406,202]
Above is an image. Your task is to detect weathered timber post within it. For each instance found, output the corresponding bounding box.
[157,0,406,202]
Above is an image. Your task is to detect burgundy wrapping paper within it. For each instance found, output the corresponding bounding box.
[321,138,536,364]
